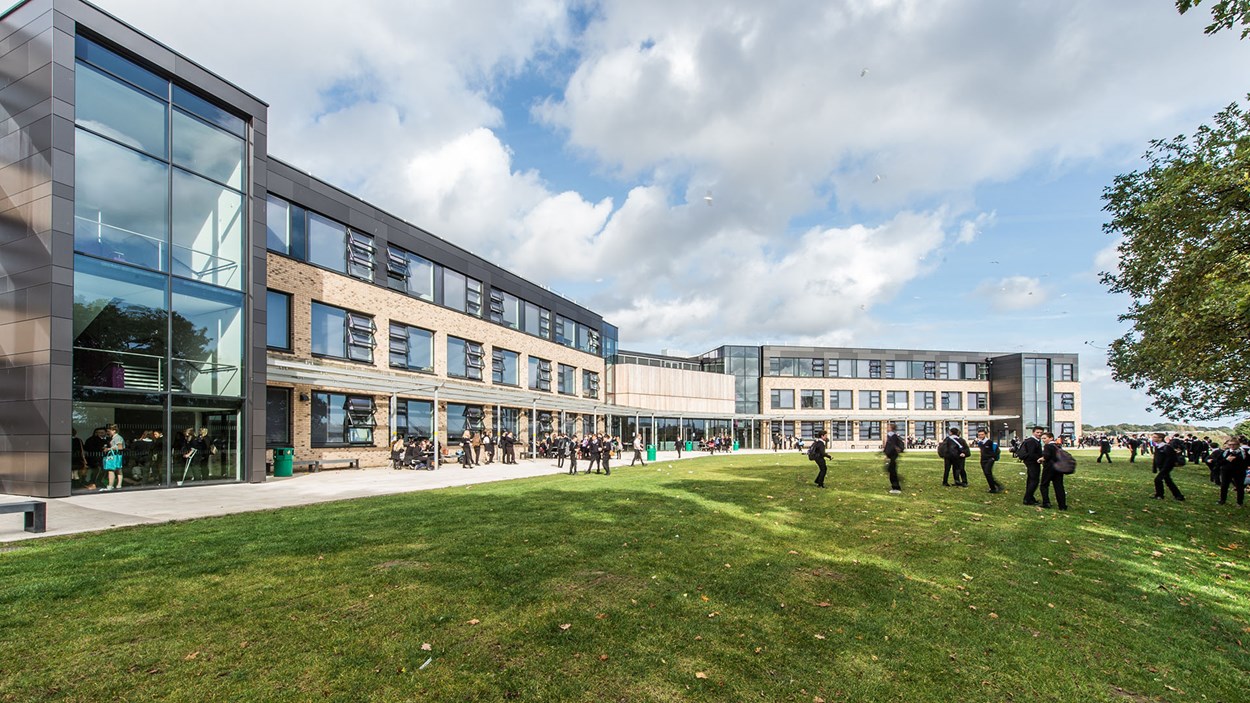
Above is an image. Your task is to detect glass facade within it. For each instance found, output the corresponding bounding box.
[1023,358,1051,430]
[70,36,250,492]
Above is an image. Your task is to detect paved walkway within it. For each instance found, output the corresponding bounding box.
[0,449,762,543]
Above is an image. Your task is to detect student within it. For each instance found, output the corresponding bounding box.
[567,434,580,475]
[812,430,831,489]
[942,428,970,487]
[600,434,613,476]
[584,435,600,474]
[1213,438,1245,506]
[630,433,646,466]
[1039,431,1069,510]
[975,429,1004,493]
[1097,436,1113,463]
[100,423,125,492]
[1151,432,1185,501]
[882,423,905,494]
[1019,427,1046,505]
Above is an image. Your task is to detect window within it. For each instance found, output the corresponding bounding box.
[447,403,485,439]
[886,391,909,410]
[307,212,347,274]
[266,195,296,256]
[915,421,937,441]
[917,391,936,410]
[265,387,291,446]
[885,360,909,379]
[770,389,795,409]
[266,290,291,350]
[489,288,520,329]
[523,301,550,338]
[492,348,520,386]
[389,323,433,372]
[1054,392,1075,411]
[968,422,989,436]
[558,364,576,395]
[1056,363,1076,381]
[529,357,551,392]
[583,370,600,398]
[859,390,881,410]
[941,391,963,411]
[923,361,937,380]
[859,421,882,441]
[830,421,852,440]
[800,390,824,409]
[869,360,882,378]
[447,336,483,380]
[812,359,825,377]
[347,230,375,281]
[1023,358,1051,429]
[800,421,823,439]
[969,392,989,410]
[311,392,375,446]
[395,398,434,440]
[555,315,575,347]
[495,407,521,436]
[1058,421,1076,439]
[829,390,853,409]
[311,302,375,362]
[386,245,435,301]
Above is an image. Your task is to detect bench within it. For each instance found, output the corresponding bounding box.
[293,458,362,473]
[0,500,46,533]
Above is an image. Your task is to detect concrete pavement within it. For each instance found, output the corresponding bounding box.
[0,449,739,543]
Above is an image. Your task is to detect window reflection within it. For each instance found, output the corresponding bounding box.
[73,255,168,392]
[76,62,167,158]
[307,213,346,273]
[171,278,244,397]
[172,169,244,289]
[173,109,245,189]
[74,130,170,272]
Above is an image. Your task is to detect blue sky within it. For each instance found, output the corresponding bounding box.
[98,0,1250,425]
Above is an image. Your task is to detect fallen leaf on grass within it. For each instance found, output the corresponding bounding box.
[595,613,608,620]
[707,612,720,618]
[184,652,199,661]
[788,550,798,555]
[598,654,609,661]
[421,643,432,651]
[695,672,708,679]
[989,613,999,619]
[814,634,826,640]
[467,619,481,625]
[816,602,831,607]
[700,594,710,602]
[559,623,572,631]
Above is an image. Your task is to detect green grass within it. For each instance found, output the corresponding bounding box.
[2,449,1248,702]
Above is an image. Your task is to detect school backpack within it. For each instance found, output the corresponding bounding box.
[807,441,820,461]
[937,440,949,459]
[1053,447,1077,474]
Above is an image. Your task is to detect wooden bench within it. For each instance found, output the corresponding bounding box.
[0,500,46,533]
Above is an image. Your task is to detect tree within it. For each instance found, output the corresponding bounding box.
[1176,0,1250,39]
[1236,419,1250,437]
[1100,98,1250,421]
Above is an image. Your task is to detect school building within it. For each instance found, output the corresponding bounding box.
[0,0,1081,497]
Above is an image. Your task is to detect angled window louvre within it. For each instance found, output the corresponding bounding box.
[466,281,483,316]
[386,247,408,278]
[347,312,375,333]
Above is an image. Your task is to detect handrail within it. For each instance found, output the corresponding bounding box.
[75,215,240,279]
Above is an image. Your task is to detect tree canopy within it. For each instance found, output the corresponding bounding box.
[1100,97,1250,422]
[1176,0,1250,39]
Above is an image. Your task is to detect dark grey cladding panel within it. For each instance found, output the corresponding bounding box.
[0,1,51,51]
[762,344,1001,363]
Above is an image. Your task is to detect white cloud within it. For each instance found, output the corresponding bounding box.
[1093,237,1124,274]
[973,276,1047,311]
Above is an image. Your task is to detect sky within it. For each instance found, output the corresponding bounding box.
[94,0,1250,426]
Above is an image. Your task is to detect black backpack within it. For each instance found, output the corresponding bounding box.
[1053,447,1077,474]
[807,441,820,461]
[937,440,949,458]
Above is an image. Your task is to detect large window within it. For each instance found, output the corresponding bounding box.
[830,421,853,441]
[555,315,575,347]
[799,390,824,409]
[523,301,550,339]
[917,391,936,410]
[915,421,937,441]
[969,392,989,410]
[443,269,483,316]
[389,323,433,372]
[311,392,376,446]
[529,357,551,391]
[800,421,823,439]
[859,421,882,441]
[447,336,484,380]
[859,391,881,410]
[447,404,485,439]
[583,370,600,398]
[1055,363,1076,382]
[886,391,909,410]
[395,399,434,440]
[493,348,520,386]
[385,245,434,301]
[1024,358,1050,429]
[557,364,576,395]
[1054,392,1075,411]
[941,391,963,411]
[829,390,853,409]
[770,389,795,409]
[73,255,168,392]
[171,278,244,396]
[266,290,291,350]
[490,289,520,329]
[1058,421,1076,439]
[265,387,291,446]
[312,302,375,362]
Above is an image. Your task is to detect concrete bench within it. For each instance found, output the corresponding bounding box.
[0,500,46,533]
[293,458,362,473]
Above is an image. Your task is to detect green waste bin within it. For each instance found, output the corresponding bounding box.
[685,440,694,451]
[273,447,294,477]
[646,444,656,462]
[732,441,739,451]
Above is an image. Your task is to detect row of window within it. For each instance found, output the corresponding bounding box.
[769,389,990,411]
[266,194,604,355]
[266,292,600,397]
[766,357,1079,382]
[774,420,1077,442]
[266,387,586,447]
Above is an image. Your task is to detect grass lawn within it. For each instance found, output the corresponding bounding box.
[2,449,1248,702]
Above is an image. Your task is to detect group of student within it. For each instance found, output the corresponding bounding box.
[547,432,620,475]
[805,424,1250,511]
[72,425,221,491]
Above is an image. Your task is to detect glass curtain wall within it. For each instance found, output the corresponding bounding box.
[71,36,248,492]
[1023,358,1051,430]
